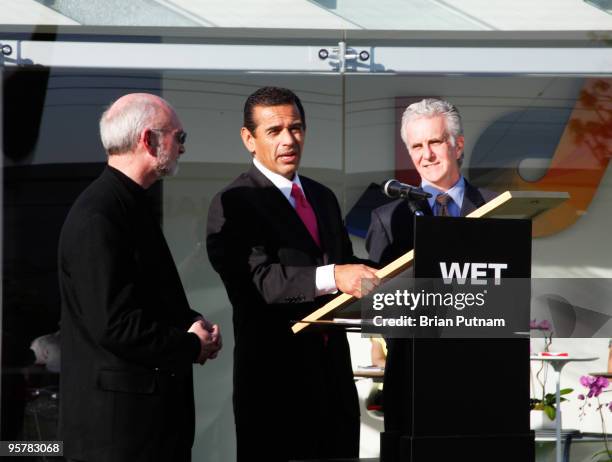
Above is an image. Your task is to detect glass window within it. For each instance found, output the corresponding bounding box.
[2,26,612,459]
[2,0,610,30]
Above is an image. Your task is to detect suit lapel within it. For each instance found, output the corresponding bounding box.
[247,167,322,256]
[414,198,433,216]
[460,180,487,216]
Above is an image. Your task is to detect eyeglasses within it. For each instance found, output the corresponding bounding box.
[150,128,187,145]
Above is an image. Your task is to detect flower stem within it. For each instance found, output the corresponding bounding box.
[597,397,611,461]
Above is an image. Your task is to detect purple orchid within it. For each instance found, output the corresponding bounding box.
[580,375,610,398]
[530,319,552,331]
[538,320,552,331]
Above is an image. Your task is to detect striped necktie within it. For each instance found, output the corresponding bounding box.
[435,193,451,217]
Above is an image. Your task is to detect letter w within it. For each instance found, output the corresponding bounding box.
[439,262,469,284]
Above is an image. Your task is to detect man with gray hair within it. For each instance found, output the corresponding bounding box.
[58,93,221,462]
[367,97,497,265]
[365,98,497,447]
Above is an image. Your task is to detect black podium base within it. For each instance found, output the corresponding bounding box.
[381,431,535,462]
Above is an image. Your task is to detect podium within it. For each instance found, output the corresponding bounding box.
[380,216,533,462]
[292,191,568,462]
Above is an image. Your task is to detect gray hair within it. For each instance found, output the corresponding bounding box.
[400,98,463,148]
[99,96,159,155]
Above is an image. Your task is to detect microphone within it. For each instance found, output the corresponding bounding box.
[382,179,432,200]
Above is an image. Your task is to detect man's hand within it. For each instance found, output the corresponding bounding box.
[191,315,222,357]
[207,323,222,360]
[334,264,380,298]
[188,320,222,365]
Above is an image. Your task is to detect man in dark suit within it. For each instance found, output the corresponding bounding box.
[58,93,222,462]
[206,87,379,461]
[366,98,497,442]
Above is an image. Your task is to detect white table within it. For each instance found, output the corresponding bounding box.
[530,355,598,462]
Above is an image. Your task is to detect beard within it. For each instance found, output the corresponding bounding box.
[155,146,179,177]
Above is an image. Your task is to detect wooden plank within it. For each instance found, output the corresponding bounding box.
[468,191,569,219]
[291,250,414,333]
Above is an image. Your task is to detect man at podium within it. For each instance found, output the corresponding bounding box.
[365,98,498,439]
[367,98,498,266]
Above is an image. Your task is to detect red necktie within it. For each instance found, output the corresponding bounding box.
[291,183,321,248]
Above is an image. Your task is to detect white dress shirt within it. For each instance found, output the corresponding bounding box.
[253,158,337,296]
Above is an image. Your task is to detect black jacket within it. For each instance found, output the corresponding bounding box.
[58,167,201,462]
[367,179,499,266]
[206,166,361,461]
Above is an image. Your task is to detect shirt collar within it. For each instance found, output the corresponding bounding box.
[422,176,465,211]
[253,157,303,201]
[107,165,146,198]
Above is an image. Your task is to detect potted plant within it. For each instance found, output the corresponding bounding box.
[530,389,573,427]
[577,375,612,461]
[530,319,573,428]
